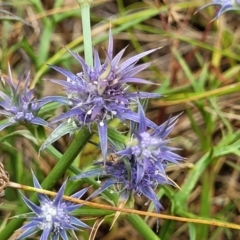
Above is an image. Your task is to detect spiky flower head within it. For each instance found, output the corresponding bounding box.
[16,172,89,240]
[116,103,183,184]
[71,104,182,217]
[0,65,65,131]
[42,30,160,159]
[197,0,240,19]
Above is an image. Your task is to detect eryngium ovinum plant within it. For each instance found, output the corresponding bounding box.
[39,29,160,161]
[71,102,183,229]
[0,36,182,237]
[0,1,185,240]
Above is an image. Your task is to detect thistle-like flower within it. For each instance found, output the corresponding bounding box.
[116,103,182,184]
[197,0,240,19]
[71,103,182,218]
[0,65,66,131]
[16,172,89,240]
[42,30,160,159]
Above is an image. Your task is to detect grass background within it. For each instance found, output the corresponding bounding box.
[0,0,240,239]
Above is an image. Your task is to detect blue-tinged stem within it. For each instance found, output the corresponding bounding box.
[79,0,93,66]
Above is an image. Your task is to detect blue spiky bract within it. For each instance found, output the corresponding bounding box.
[41,30,160,160]
[16,172,89,240]
[0,64,67,131]
[71,103,183,223]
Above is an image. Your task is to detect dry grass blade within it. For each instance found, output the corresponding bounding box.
[0,163,10,198]
[8,181,240,231]
[89,217,105,240]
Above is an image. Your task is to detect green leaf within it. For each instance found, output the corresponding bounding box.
[39,121,79,152]
[0,129,39,145]
[127,214,161,240]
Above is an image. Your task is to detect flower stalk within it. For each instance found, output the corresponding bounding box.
[79,0,93,66]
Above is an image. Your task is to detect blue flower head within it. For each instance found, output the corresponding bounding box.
[71,103,183,220]
[117,103,183,185]
[0,65,57,131]
[16,172,89,240]
[41,30,160,159]
[197,0,240,19]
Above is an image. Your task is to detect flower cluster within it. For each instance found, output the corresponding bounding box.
[0,65,67,132]
[42,30,160,159]
[197,0,240,19]
[71,103,183,216]
[0,65,48,131]
[1,29,183,235]
[17,173,89,240]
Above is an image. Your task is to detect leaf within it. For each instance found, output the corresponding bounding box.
[110,190,130,230]
[39,121,79,152]
[0,130,39,145]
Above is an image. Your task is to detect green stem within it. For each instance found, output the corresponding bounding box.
[127,214,161,240]
[79,0,93,66]
[0,128,91,240]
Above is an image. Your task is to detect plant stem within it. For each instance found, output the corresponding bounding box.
[79,0,93,66]
[127,214,161,240]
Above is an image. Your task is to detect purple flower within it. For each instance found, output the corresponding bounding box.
[41,30,160,159]
[0,65,67,131]
[197,0,240,19]
[16,172,89,240]
[71,104,182,220]
[116,103,183,184]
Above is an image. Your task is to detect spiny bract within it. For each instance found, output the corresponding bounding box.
[16,172,89,240]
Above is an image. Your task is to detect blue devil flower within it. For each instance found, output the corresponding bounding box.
[16,172,89,240]
[41,30,160,159]
[71,103,182,219]
[197,0,240,19]
[0,65,66,131]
